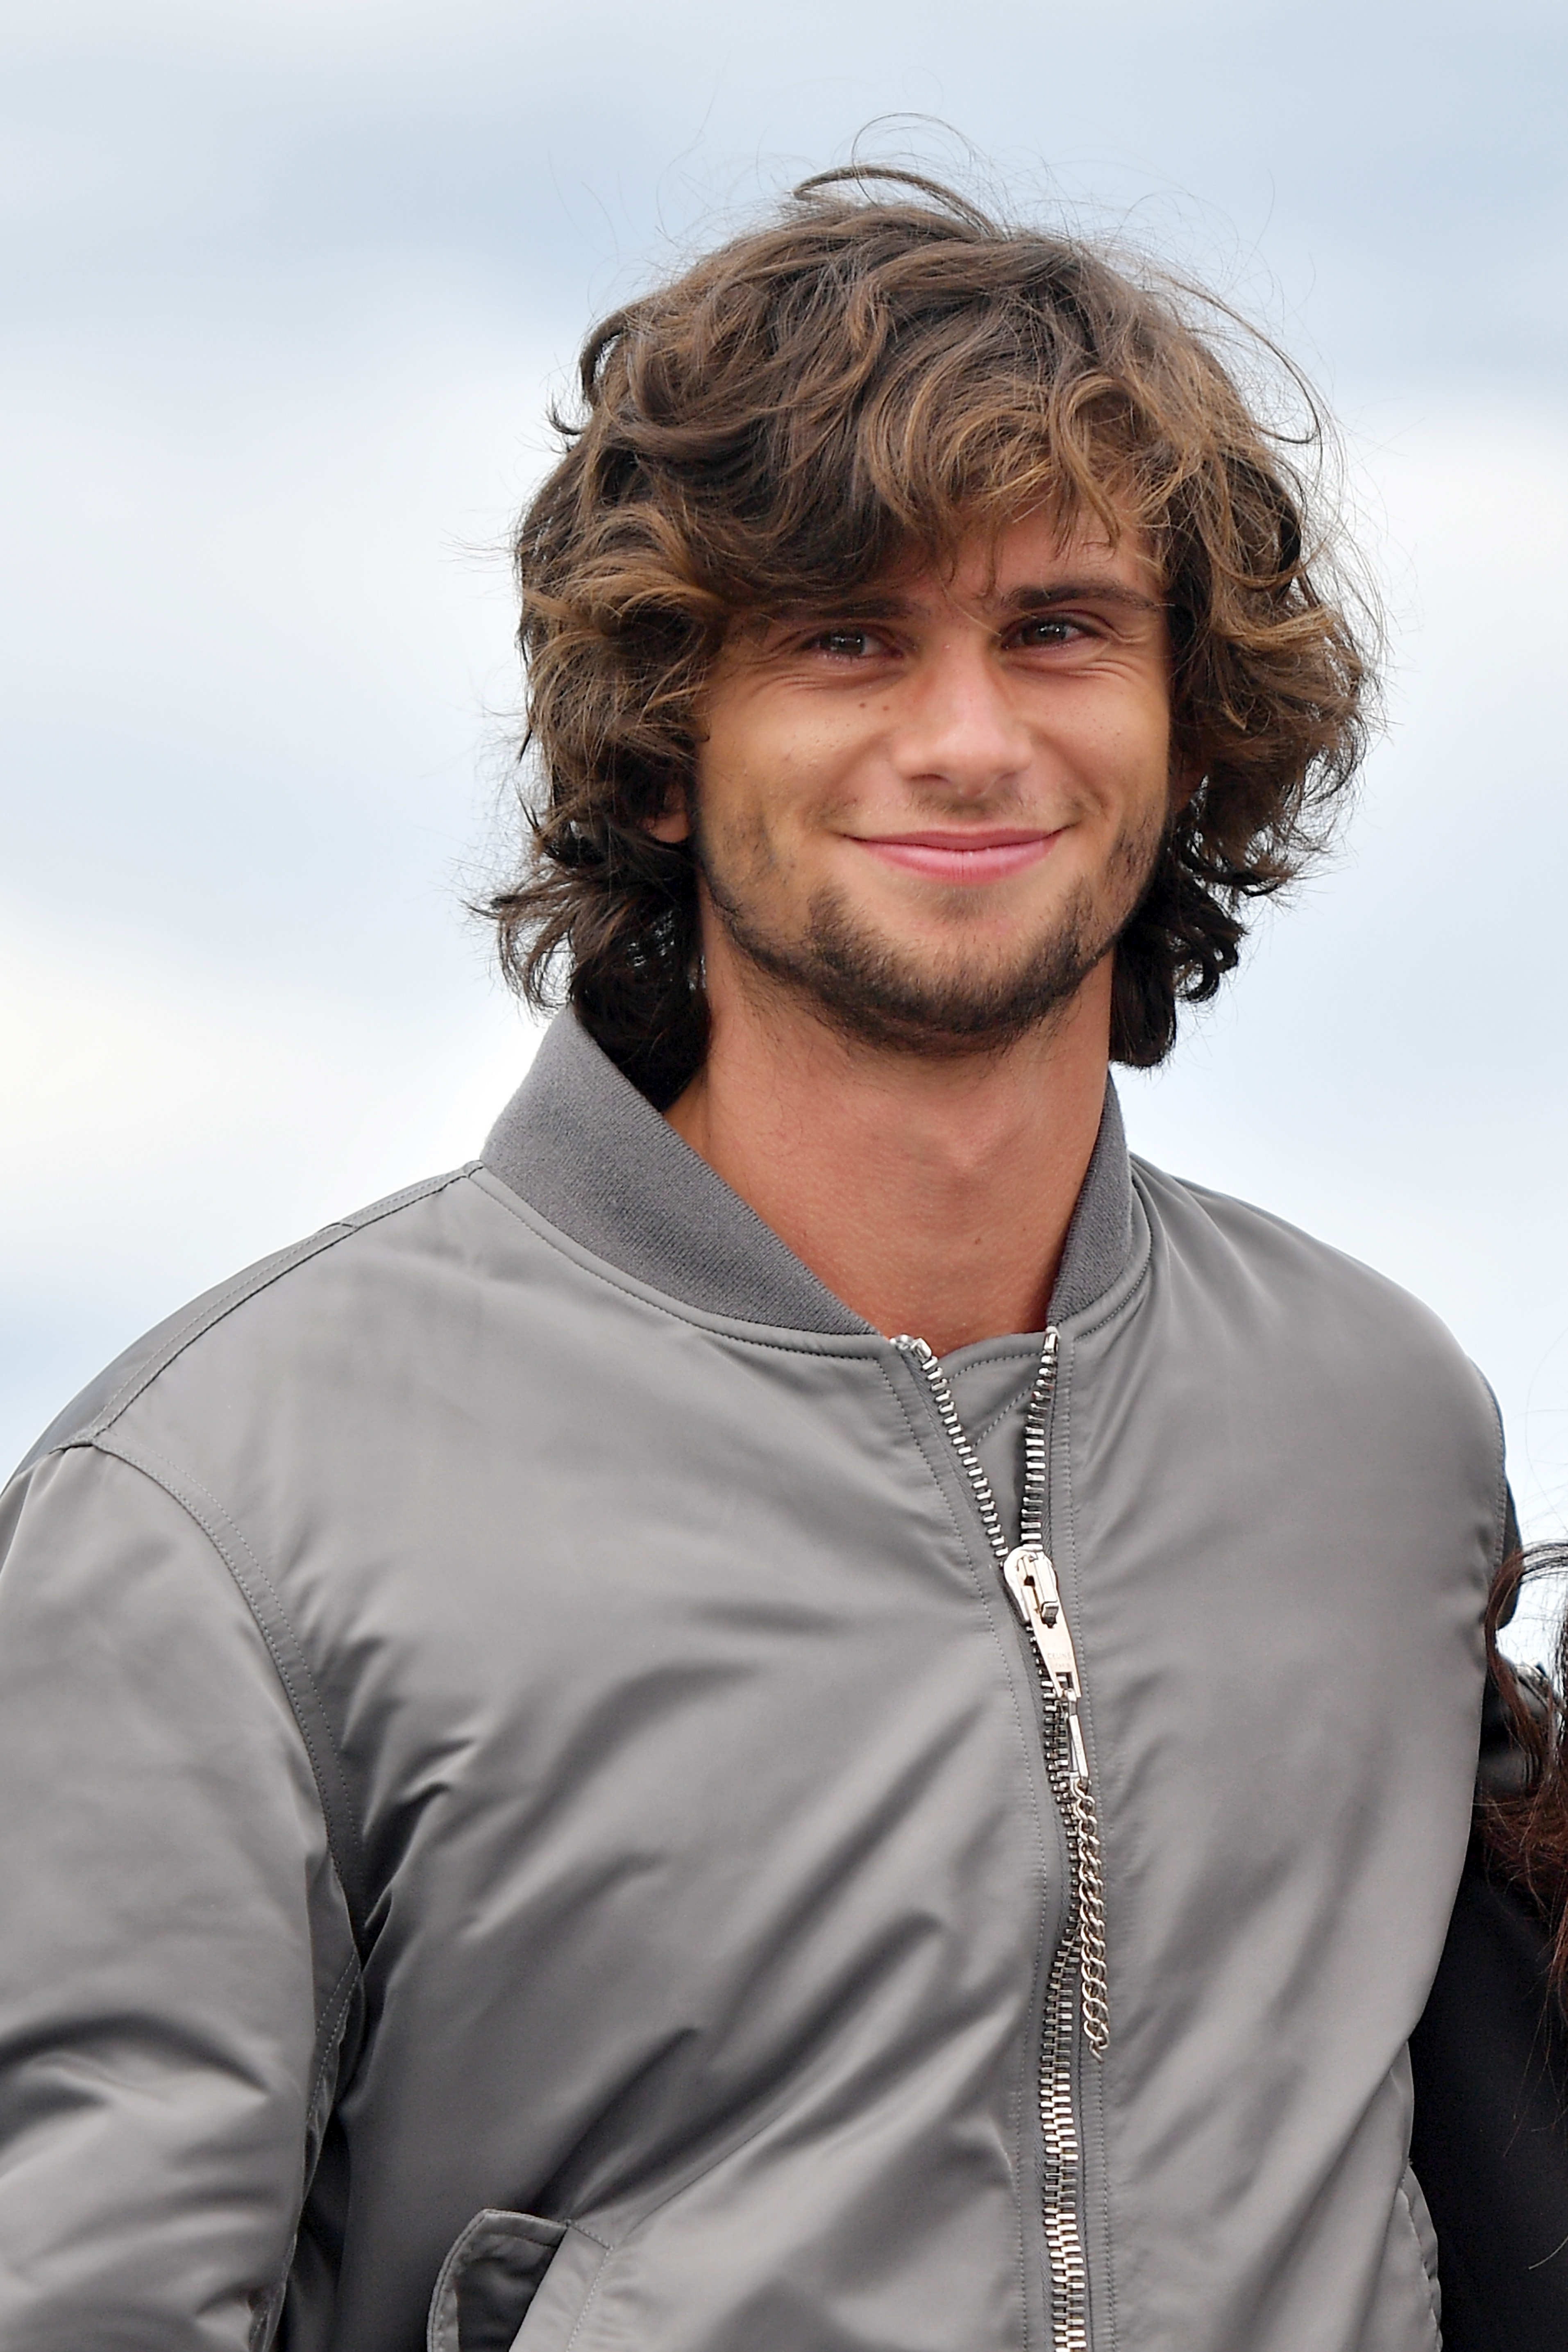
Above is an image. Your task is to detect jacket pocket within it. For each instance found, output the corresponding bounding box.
[427,2208,610,2352]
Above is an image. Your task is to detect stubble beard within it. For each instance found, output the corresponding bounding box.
[694,807,1167,1060]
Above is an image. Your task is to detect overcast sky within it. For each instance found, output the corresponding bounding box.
[4,0,1566,1609]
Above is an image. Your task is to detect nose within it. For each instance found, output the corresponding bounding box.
[891,637,1032,799]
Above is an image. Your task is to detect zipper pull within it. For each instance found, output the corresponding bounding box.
[1003,1545,1091,1786]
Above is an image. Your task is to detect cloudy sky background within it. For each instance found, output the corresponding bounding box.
[4,1,1566,1627]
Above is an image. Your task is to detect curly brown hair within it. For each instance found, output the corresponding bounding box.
[486,167,1372,1107]
[1484,1546,1568,1988]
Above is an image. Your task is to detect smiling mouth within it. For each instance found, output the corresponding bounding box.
[852,828,1062,883]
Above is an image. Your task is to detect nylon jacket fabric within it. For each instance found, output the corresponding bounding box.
[0,1011,1507,2351]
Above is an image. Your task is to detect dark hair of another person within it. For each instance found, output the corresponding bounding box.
[1485,1548,1568,1987]
[485,166,1372,1108]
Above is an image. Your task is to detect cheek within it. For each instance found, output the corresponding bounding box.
[699,720,849,861]
[1088,694,1174,814]
[692,743,794,888]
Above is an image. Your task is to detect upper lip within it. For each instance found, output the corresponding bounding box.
[855,826,1057,849]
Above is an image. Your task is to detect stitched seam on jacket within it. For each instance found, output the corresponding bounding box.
[471,1170,887,1358]
[876,1354,1050,2352]
[251,1954,363,2352]
[478,1162,1154,1362]
[428,2213,505,2352]
[560,2241,618,2352]
[504,1364,1056,2338]
[306,1954,360,2114]
[1065,1248,1152,1348]
[1394,2182,1442,2344]
[962,1348,1039,1446]
[91,1434,370,1952]
[1484,1385,1511,1575]
[1052,1326,1121,2352]
[79,1168,475,1442]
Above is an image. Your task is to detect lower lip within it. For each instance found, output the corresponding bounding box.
[856,835,1059,884]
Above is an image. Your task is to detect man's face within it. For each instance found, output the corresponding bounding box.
[671,508,1178,1054]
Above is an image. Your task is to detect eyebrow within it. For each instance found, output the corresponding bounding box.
[762,578,1164,628]
[998,580,1165,616]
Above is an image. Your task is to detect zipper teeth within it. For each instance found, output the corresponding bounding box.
[900,1338,1108,2049]
[896,1330,1096,2352]
[907,1344,1011,1563]
[1019,1341,1055,1550]
[1041,1938,1089,2349]
[899,1332,1048,1571]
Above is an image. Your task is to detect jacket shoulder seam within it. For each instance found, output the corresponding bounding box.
[90,1431,371,1957]
[74,1166,477,1448]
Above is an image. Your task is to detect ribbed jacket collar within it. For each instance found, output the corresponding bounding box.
[482,1010,1135,1336]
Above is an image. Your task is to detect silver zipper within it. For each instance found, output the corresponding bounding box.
[896,1326,1109,2352]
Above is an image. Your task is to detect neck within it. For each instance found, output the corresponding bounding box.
[663,958,1113,1355]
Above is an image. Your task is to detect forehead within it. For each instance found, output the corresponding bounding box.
[885,508,1162,613]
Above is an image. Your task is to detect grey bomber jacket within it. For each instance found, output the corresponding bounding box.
[0,1011,1507,2352]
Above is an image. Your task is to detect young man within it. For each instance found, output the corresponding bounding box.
[0,173,1506,2351]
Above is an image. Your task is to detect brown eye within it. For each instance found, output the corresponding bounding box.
[1012,616,1087,649]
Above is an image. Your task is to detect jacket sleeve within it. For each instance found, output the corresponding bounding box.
[0,1441,355,2350]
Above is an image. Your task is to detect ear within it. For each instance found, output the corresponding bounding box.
[645,802,691,844]
[643,785,690,844]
